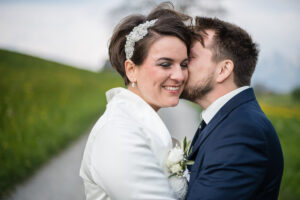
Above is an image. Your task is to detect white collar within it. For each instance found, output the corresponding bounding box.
[202,86,250,124]
[106,87,172,148]
[106,87,157,117]
[106,87,155,113]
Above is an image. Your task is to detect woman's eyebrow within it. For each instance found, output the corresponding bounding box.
[157,57,189,62]
[157,57,174,62]
[181,58,189,63]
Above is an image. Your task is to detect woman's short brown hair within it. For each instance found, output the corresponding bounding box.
[108,2,193,85]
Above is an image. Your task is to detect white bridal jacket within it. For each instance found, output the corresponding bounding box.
[80,87,176,200]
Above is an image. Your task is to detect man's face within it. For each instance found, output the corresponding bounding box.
[181,30,218,102]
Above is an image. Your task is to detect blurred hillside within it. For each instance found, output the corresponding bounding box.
[0,49,123,198]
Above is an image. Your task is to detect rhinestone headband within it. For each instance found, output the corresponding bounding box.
[125,19,158,60]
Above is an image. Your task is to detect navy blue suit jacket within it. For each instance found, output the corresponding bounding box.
[186,88,284,200]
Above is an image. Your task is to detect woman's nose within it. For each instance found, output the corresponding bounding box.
[170,65,186,82]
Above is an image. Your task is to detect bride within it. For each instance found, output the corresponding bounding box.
[80,3,192,200]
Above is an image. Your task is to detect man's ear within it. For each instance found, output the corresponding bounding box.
[216,59,234,83]
[125,60,137,83]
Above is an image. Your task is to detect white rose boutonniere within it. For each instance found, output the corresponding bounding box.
[166,137,194,200]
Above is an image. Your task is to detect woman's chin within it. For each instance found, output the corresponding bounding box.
[163,98,180,108]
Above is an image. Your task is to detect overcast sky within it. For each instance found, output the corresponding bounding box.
[0,0,299,92]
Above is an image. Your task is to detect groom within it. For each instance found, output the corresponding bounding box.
[181,17,284,199]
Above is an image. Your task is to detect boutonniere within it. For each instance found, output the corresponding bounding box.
[166,136,194,178]
[166,137,194,199]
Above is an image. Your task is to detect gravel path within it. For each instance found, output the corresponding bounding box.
[6,99,200,200]
[6,134,87,200]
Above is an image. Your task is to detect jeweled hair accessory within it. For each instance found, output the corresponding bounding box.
[125,19,158,60]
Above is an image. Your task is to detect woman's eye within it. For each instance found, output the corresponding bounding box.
[181,62,188,68]
[159,62,171,68]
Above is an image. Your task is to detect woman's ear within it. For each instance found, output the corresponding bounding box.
[216,59,234,83]
[125,60,137,83]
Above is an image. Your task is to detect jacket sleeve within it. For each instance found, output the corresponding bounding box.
[187,121,268,200]
[89,122,176,200]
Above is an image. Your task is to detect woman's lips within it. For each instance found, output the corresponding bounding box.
[162,85,182,94]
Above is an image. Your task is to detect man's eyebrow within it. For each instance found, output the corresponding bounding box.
[191,49,198,56]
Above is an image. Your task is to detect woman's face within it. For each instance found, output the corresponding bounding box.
[133,36,189,111]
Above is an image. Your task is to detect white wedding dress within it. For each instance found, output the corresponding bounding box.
[80,87,177,200]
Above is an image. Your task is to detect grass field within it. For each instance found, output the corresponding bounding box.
[0,49,123,198]
[258,94,300,200]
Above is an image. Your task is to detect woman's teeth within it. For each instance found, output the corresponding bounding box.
[164,86,180,91]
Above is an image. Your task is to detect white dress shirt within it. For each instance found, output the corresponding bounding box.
[202,86,250,124]
[80,87,176,200]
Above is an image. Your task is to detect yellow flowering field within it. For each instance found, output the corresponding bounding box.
[260,103,300,120]
[258,97,300,200]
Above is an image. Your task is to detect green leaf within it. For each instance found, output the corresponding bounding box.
[184,140,192,154]
[186,160,195,165]
[182,137,187,151]
[168,173,177,178]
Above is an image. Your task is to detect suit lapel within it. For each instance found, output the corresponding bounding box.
[189,88,256,159]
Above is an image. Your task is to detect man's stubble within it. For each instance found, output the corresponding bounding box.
[180,73,214,102]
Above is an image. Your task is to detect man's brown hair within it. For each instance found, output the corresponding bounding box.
[193,17,259,87]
